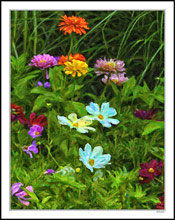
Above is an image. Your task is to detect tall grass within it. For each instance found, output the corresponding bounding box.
[11,10,164,88]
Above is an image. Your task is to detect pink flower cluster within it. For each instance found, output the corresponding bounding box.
[94,57,128,86]
[102,73,128,86]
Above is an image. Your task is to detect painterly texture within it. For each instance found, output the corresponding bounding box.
[11,11,164,210]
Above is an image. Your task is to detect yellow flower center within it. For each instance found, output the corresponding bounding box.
[107,62,115,67]
[112,79,119,83]
[73,122,79,127]
[148,168,155,173]
[139,177,144,181]
[35,132,40,135]
[88,159,95,166]
[98,114,104,120]
[76,168,80,173]
[40,60,46,63]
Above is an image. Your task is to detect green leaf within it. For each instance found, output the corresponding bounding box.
[121,76,136,98]
[41,196,52,204]
[16,53,27,73]
[14,74,39,99]
[111,81,119,96]
[63,101,87,117]
[142,121,164,135]
[63,84,84,98]
[153,94,164,103]
[32,95,54,112]
[49,66,64,92]
[22,187,39,203]
[59,139,68,158]
[30,86,48,95]
[47,175,86,191]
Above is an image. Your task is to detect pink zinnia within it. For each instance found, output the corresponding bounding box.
[102,73,128,86]
[94,58,126,75]
[29,54,57,70]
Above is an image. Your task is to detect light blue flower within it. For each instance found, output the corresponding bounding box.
[57,113,96,133]
[79,143,111,172]
[86,102,119,128]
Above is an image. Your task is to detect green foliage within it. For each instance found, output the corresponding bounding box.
[11,10,164,210]
[142,121,164,135]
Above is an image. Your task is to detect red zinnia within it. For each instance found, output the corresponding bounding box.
[58,15,90,35]
[11,103,28,125]
[156,196,164,209]
[58,53,86,66]
[139,159,163,184]
[29,112,47,127]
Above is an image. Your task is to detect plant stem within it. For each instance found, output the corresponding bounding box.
[46,144,59,168]
[33,11,37,55]
[154,177,163,184]
[68,35,74,59]
[23,11,28,52]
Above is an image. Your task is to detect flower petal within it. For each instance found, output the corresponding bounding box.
[84,126,96,131]
[57,116,72,127]
[99,120,112,128]
[106,118,120,125]
[11,182,23,195]
[68,113,77,122]
[84,143,92,157]
[101,103,117,116]
[79,148,88,163]
[91,146,103,159]
[28,145,38,154]
[76,127,89,133]
[17,198,30,206]
[94,154,111,168]
[86,102,100,115]
[25,186,33,193]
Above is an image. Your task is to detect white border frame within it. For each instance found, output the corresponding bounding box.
[1,1,174,219]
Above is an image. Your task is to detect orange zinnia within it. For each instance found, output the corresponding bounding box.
[58,15,90,35]
[58,53,86,65]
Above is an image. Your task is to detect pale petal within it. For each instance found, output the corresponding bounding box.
[94,154,111,168]
[106,118,120,125]
[84,143,92,157]
[101,103,117,117]
[57,116,72,127]
[68,113,77,122]
[101,102,110,113]
[86,102,100,115]
[79,148,88,163]
[85,126,96,131]
[76,127,89,133]
[99,120,112,128]
[91,146,103,159]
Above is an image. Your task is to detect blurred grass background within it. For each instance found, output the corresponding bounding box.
[11,10,164,89]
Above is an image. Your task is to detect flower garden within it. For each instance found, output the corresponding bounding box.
[11,11,164,210]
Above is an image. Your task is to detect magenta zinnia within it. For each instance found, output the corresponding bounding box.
[94,58,126,75]
[139,159,163,184]
[29,54,57,70]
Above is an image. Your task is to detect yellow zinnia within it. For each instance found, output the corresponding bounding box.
[64,60,88,77]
